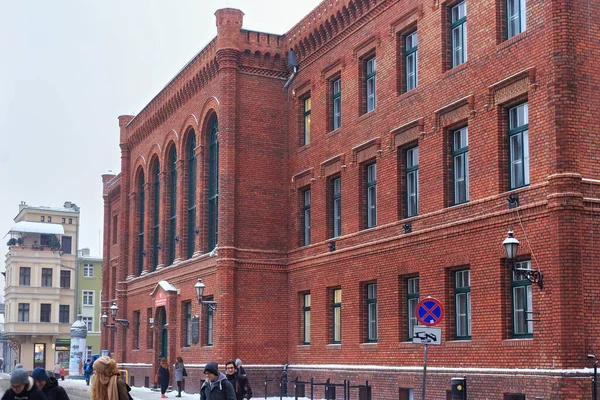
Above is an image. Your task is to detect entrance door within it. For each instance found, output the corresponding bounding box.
[33,343,45,369]
[159,308,168,359]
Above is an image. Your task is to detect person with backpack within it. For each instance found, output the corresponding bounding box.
[200,361,235,400]
[31,367,70,400]
[84,359,93,386]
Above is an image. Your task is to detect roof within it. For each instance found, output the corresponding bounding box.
[7,221,65,236]
[149,280,178,296]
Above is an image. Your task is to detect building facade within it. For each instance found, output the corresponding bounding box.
[78,248,102,360]
[101,0,600,398]
[4,201,80,372]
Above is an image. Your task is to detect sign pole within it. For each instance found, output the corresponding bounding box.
[422,342,428,400]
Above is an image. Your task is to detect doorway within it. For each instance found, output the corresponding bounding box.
[33,343,45,369]
[159,307,168,359]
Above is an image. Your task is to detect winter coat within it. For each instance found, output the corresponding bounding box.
[158,365,170,387]
[226,371,253,400]
[174,361,184,382]
[40,376,70,400]
[200,372,235,400]
[1,377,47,400]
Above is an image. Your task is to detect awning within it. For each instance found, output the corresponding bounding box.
[7,221,65,236]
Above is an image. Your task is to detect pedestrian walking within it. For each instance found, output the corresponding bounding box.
[59,366,65,381]
[1,368,46,400]
[234,359,246,376]
[173,357,186,397]
[200,361,235,400]
[156,357,170,398]
[91,356,131,400]
[32,367,70,400]
[52,363,62,379]
[84,358,93,385]
[226,360,252,400]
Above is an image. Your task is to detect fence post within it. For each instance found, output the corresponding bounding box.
[310,377,314,400]
[264,375,267,399]
[294,377,298,400]
[344,379,347,400]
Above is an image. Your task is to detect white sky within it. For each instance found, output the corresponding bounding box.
[0,0,321,294]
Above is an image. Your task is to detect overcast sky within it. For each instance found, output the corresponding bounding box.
[0,0,321,292]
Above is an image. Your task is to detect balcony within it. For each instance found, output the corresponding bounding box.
[3,321,70,336]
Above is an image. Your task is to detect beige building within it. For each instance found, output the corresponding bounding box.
[4,201,79,371]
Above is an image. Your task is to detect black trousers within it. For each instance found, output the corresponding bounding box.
[160,383,168,394]
[177,381,182,394]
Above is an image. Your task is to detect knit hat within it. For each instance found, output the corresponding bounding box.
[31,367,49,381]
[15,363,24,369]
[235,358,243,367]
[204,361,219,376]
[11,368,29,385]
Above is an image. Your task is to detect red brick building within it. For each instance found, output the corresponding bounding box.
[101,0,600,398]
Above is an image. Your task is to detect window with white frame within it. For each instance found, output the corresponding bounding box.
[406,146,419,217]
[455,269,471,339]
[508,102,529,189]
[83,264,94,278]
[506,0,526,39]
[82,316,93,332]
[366,283,377,342]
[83,290,94,306]
[407,277,419,340]
[512,260,533,337]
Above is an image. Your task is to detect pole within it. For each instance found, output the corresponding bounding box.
[421,343,429,400]
[594,360,598,400]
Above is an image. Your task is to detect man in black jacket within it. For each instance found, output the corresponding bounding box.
[32,367,70,400]
[1,368,46,400]
[225,360,252,400]
[200,361,235,400]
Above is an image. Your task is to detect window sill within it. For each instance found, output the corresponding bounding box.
[326,127,343,139]
[358,109,377,123]
[497,30,528,52]
[359,342,378,350]
[442,62,468,79]
[397,87,421,102]
[297,345,311,350]
[502,338,533,348]
[399,341,417,349]
[296,143,312,154]
[326,344,342,350]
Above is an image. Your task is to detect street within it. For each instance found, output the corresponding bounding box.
[0,374,91,400]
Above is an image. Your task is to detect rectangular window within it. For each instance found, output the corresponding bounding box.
[303,189,311,246]
[59,305,70,323]
[366,283,378,342]
[40,216,45,222]
[451,1,467,68]
[61,236,72,254]
[452,127,469,204]
[18,303,30,322]
[48,216,52,223]
[62,218,66,224]
[332,78,342,130]
[406,147,419,217]
[206,297,214,346]
[69,218,73,224]
[332,288,342,344]
[507,0,526,39]
[112,215,118,245]
[83,264,94,278]
[82,316,93,332]
[504,394,526,400]
[184,302,192,347]
[407,277,420,340]
[512,260,533,337]
[303,97,311,145]
[19,267,31,286]
[405,31,418,92]
[399,388,415,400]
[455,269,471,339]
[365,56,376,112]
[133,311,140,349]
[332,177,342,238]
[508,102,529,189]
[41,268,52,287]
[366,163,377,228]
[60,270,71,289]
[83,290,94,306]
[303,293,311,345]
[40,304,51,323]
[147,308,154,349]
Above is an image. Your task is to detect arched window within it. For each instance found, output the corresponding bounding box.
[168,147,177,266]
[187,132,197,259]
[151,161,160,270]
[137,171,145,276]
[207,117,219,250]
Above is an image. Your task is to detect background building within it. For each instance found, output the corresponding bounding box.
[78,248,102,360]
[4,201,79,371]
[102,0,600,398]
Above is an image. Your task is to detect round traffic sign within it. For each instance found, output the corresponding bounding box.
[416,297,444,326]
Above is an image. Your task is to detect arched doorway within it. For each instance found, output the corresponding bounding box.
[158,307,168,359]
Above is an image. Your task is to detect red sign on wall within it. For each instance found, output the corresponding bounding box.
[155,291,167,307]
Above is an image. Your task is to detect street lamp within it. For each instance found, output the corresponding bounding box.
[195,278,217,310]
[101,312,116,331]
[589,354,598,400]
[502,230,544,289]
[104,302,130,328]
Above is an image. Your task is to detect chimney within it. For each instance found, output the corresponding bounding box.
[19,201,28,212]
[64,201,72,209]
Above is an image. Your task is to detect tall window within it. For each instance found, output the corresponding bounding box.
[303,189,311,246]
[82,316,93,332]
[407,277,420,340]
[168,147,177,266]
[60,270,71,288]
[455,269,471,339]
[365,56,376,112]
[83,264,94,278]
[366,163,377,228]
[405,30,418,91]
[19,267,31,286]
[332,177,342,238]
[18,303,30,322]
[303,97,312,145]
[451,1,467,68]
[59,305,70,323]
[152,161,160,270]
[507,0,526,39]
[83,290,94,306]
[406,146,419,217]
[187,133,197,259]
[61,236,72,254]
[366,283,378,342]
[208,117,219,251]
[303,293,311,345]
[332,79,341,130]
[452,127,469,204]
[147,308,154,349]
[41,268,52,287]
[332,288,342,344]
[133,311,140,349]
[112,215,118,244]
[206,296,214,346]
[40,304,51,323]
[512,260,533,337]
[184,302,192,347]
[137,172,145,275]
[508,103,529,189]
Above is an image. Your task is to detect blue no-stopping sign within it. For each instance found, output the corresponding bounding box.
[416,297,444,326]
